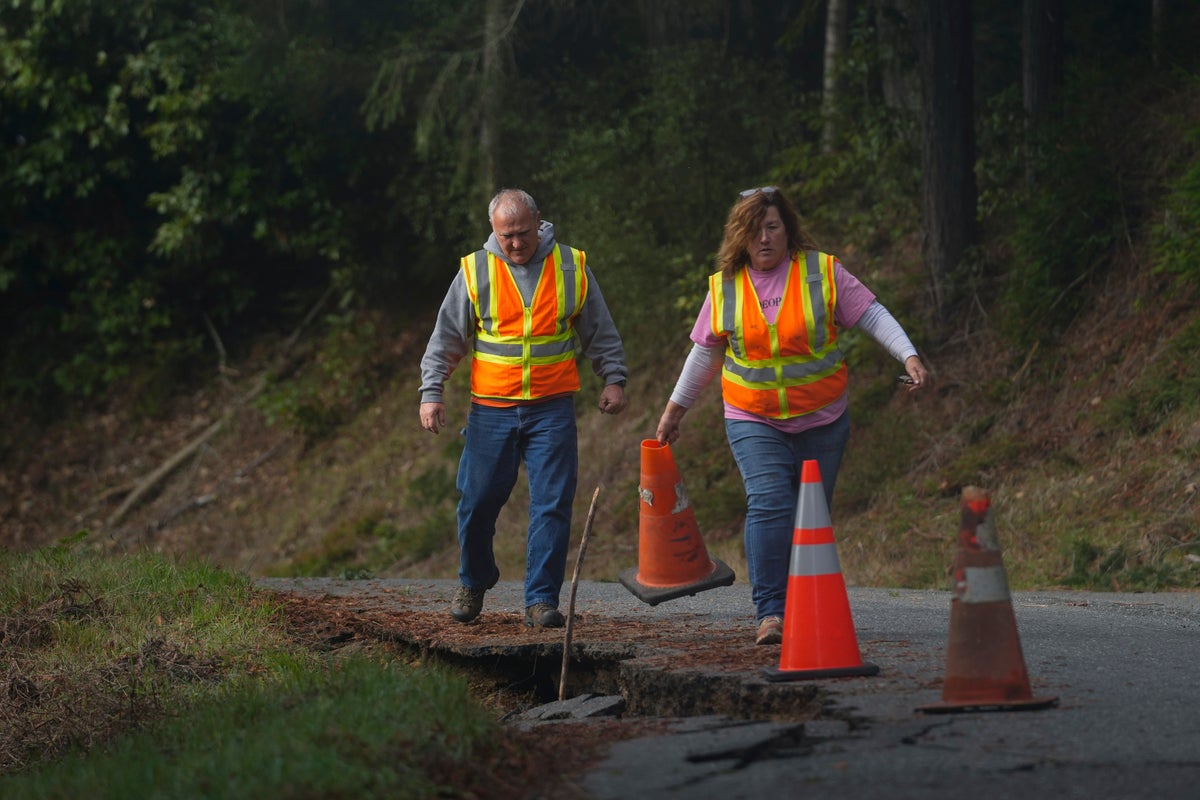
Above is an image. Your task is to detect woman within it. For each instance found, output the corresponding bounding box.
[655,186,929,645]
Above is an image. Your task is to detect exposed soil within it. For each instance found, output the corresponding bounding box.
[271,589,687,800]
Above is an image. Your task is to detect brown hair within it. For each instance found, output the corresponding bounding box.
[715,187,817,280]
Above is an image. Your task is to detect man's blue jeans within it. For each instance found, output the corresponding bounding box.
[456,396,577,609]
[725,411,851,622]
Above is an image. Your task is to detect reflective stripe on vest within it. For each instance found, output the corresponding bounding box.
[462,244,586,400]
[709,251,847,419]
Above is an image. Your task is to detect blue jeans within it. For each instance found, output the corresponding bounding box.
[725,411,851,622]
[456,396,577,609]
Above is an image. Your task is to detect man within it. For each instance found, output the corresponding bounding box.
[418,188,628,628]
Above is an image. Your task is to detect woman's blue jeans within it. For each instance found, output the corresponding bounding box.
[725,411,851,622]
[456,396,577,609]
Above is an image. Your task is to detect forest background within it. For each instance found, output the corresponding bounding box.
[3,0,1200,594]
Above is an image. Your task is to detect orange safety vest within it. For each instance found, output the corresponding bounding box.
[709,251,848,419]
[462,245,587,401]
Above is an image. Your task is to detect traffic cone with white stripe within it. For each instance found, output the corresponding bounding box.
[763,459,878,681]
[917,487,1057,713]
[619,439,735,605]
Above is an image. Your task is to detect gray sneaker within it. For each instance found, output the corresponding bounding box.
[524,603,565,629]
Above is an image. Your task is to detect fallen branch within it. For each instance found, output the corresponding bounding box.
[103,287,334,531]
[559,485,600,702]
[203,313,238,381]
[106,412,231,528]
[153,437,292,531]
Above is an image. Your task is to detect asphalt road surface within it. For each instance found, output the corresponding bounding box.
[574,583,1200,800]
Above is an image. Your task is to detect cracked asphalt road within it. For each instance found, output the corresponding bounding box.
[579,585,1200,800]
[258,577,1200,800]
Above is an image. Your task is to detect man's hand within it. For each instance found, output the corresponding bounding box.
[599,383,627,415]
[419,401,447,434]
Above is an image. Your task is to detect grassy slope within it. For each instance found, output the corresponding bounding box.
[2,249,1196,594]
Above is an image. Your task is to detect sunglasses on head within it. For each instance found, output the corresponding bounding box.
[739,186,778,198]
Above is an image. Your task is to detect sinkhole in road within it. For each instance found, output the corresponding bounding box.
[390,637,831,723]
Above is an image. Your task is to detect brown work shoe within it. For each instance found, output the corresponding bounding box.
[524,603,565,629]
[755,616,784,646]
[450,585,486,623]
[449,569,500,624]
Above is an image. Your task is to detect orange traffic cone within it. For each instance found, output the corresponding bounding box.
[763,460,879,681]
[917,487,1058,713]
[619,439,735,605]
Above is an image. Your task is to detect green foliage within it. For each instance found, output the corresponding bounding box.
[975,85,1027,226]
[976,74,1125,346]
[1002,158,1119,345]
[256,309,393,443]
[1064,537,1199,591]
[2,1,249,403]
[273,504,451,579]
[1153,124,1200,287]
[1103,317,1200,434]
[529,41,803,344]
[782,102,921,251]
[777,10,923,253]
[0,0,450,410]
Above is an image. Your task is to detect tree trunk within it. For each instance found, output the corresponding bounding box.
[1151,0,1163,68]
[1022,0,1064,185]
[875,0,921,115]
[917,0,978,331]
[479,0,503,202]
[821,0,850,153]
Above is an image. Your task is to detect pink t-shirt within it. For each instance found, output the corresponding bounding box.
[690,257,876,433]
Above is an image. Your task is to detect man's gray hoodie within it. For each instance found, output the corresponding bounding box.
[418,220,628,404]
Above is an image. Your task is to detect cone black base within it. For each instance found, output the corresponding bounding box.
[916,695,1058,714]
[761,662,880,682]
[618,559,735,606]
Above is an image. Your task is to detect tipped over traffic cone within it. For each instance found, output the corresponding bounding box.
[763,460,879,681]
[917,487,1058,713]
[619,439,735,605]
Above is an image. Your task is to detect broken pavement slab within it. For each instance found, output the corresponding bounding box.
[514,693,627,723]
[258,575,828,722]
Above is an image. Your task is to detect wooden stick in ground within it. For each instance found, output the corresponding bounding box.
[559,485,600,702]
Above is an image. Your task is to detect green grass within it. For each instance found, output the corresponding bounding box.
[6,660,497,799]
[0,541,514,797]
[1103,317,1200,435]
